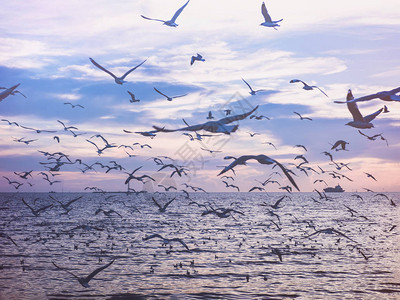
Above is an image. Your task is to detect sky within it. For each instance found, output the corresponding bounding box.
[0,0,399,193]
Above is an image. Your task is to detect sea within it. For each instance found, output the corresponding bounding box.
[0,192,399,300]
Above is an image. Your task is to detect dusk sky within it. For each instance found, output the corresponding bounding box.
[1,0,399,193]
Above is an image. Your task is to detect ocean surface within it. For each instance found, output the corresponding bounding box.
[0,191,399,299]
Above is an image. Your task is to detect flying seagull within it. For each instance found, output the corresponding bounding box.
[242,78,267,95]
[293,111,312,121]
[260,2,283,29]
[52,260,114,288]
[344,89,386,129]
[191,53,205,65]
[89,57,147,85]
[0,84,21,102]
[141,0,190,27]
[218,154,300,191]
[290,79,328,97]
[334,86,400,104]
[153,105,258,134]
[153,87,187,101]
[142,233,189,250]
[128,91,140,102]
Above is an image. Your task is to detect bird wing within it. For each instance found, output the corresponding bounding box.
[52,261,80,280]
[190,56,195,65]
[89,58,117,79]
[86,139,100,151]
[120,58,147,80]
[172,93,187,99]
[363,106,384,123]
[141,15,166,23]
[170,0,190,22]
[242,78,254,92]
[171,238,189,250]
[154,87,170,99]
[218,105,259,124]
[143,233,163,241]
[66,196,83,207]
[261,2,272,22]
[272,159,300,191]
[36,204,53,214]
[85,260,115,283]
[313,86,329,97]
[346,95,364,122]
[152,197,162,209]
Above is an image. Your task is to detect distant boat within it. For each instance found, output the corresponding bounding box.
[324,184,344,193]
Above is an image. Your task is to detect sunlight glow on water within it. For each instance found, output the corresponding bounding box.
[0,192,399,299]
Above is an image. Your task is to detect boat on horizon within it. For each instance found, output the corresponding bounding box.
[324,184,344,193]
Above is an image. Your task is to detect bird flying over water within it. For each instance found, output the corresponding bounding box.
[153,105,258,134]
[290,79,328,97]
[89,57,147,85]
[343,89,386,129]
[52,260,114,288]
[141,0,190,27]
[218,154,300,191]
[260,2,282,29]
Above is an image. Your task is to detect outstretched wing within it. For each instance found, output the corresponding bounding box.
[218,105,259,124]
[89,58,117,79]
[345,90,364,122]
[363,106,384,123]
[141,15,166,23]
[313,86,329,97]
[52,261,80,280]
[85,260,115,283]
[154,87,170,99]
[261,2,272,22]
[272,159,300,191]
[120,58,147,80]
[242,78,253,92]
[170,0,190,22]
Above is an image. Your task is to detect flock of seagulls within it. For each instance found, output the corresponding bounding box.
[1,1,399,295]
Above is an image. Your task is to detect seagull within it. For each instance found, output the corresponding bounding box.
[290,79,328,97]
[191,53,205,65]
[153,105,258,134]
[89,57,147,85]
[21,198,53,217]
[52,260,115,288]
[0,84,21,102]
[13,137,38,144]
[304,227,357,243]
[218,154,300,191]
[49,195,83,211]
[250,115,270,120]
[242,78,267,95]
[260,2,283,29]
[1,119,20,126]
[200,147,222,154]
[57,120,78,131]
[334,86,400,104]
[330,140,349,151]
[153,87,187,101]
[206,111,214,120]
[141,0,190,27]
[124,129,159,138]
[128,91,140,102]
[152,196,176,212]
[20,125,57,133]
[364,172,377,181]
[142,233,189,250]
[343,89,386,129]
[248,132,260,137]
[262,142,277,150]
[293,111,312,121]
[64,102,84,108]
[294,144,307,152]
